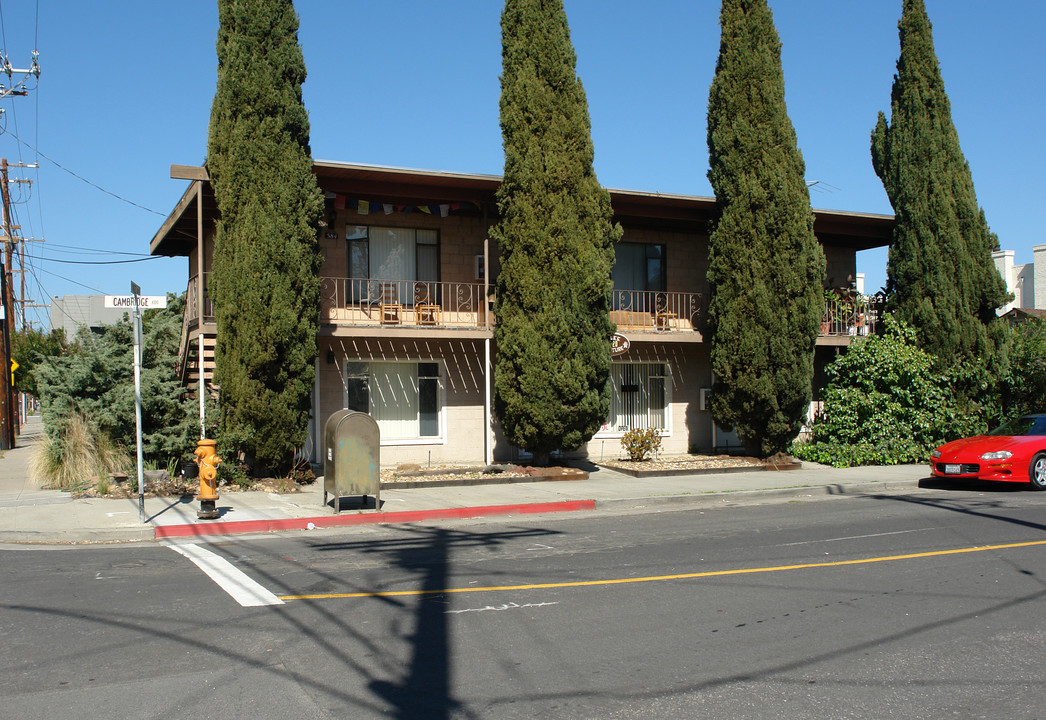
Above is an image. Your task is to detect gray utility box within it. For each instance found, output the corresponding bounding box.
[323,410,380,512]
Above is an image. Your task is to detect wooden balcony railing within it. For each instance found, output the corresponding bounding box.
[320,277,493,329]
[185,274,215,327]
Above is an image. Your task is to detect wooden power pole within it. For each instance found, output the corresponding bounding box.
[0,159,18,446]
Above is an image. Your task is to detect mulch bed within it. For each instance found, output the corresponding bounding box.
[597,453,800,478]
[72,455,799,497]
[380,464,588,489]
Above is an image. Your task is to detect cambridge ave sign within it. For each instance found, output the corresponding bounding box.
[104,295,168,309]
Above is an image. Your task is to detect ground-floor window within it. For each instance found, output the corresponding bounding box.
[344,361,443,442]
[605,362,668,432]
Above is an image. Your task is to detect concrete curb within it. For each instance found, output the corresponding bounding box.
[154,499,597,539]
[0,477,928,545]
[593,480,921,509]
[0,527,157,546]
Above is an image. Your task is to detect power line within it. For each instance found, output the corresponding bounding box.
[39,255,163,266]
[4,130,165,216]
[32,241,152,257]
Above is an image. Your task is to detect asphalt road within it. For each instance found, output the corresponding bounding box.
[3,485,1046,719]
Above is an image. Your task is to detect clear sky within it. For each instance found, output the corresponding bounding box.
[1,1,1042,331]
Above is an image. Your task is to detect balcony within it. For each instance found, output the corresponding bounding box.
[184,274,878,342]
[320,278,493,330]
[821,294,885,338]
[610,290,705,333]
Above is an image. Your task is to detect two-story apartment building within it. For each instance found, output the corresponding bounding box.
[150,161,893,467]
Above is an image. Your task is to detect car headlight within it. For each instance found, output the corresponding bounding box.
[981,450,1012,460]
[931,449,941,459]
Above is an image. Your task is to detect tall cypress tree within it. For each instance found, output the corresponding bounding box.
[492,0,620,465]
[871,0,1008,370]
[206,0,323,474]
[706,0,825,457]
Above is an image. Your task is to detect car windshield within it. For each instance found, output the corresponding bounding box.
[990,416,1046,436]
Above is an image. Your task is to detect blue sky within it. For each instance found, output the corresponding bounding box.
[1,1,1042,331]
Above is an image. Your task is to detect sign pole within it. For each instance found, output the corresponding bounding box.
[131,282,145,523]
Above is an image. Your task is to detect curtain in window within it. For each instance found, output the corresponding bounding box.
[369,362,419,440]
[370,228,416,287]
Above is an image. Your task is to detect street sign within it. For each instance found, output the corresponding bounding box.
[104,295,167,309]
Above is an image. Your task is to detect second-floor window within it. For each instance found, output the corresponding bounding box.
[613,242,665,293]
[347,226,439,282]
[613,242,665,312]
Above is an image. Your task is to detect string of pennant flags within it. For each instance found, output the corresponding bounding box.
[326,192,481,218]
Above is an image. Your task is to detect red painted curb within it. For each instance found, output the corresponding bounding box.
[153,499,596,539]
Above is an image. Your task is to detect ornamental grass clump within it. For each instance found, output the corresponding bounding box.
[621,428,662,462]
[29,413,133,491]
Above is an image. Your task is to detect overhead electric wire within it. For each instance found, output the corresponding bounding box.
[4,130,165,216]
[32,241,153,257]
[41,256,163,266]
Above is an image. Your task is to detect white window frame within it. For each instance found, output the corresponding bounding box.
[342,359,446,446]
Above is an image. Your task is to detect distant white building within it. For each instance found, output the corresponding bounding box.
[49,295,132,337]
[994,245,1046,314]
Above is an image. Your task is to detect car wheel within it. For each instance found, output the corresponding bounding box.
[1029,454,1046,490]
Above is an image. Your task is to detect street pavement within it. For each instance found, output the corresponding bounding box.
[0,414,929,545]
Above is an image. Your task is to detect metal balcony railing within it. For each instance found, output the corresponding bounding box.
[320,277,493,329]
[610,290,705,332]
[821,294,885,337]
[179,274,877,341]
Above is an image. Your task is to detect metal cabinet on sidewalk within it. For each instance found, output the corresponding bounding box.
[323,410,380,512]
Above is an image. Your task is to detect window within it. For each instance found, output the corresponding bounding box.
[346,226,439,304]
[605,363,668,432]
[613,243,665,292]
[613,243,665,312]
[343,361,443,442]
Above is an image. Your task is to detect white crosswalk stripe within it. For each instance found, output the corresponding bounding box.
[167,543,284,607]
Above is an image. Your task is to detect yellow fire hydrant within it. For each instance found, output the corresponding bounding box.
[195,438,222,519]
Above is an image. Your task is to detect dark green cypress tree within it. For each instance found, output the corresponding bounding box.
[206,0,323,474]
[492,0,620,465]
[706,0,826,457]
[871,0,1008,370]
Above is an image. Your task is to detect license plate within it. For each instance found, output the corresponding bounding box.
[945,464,961,475]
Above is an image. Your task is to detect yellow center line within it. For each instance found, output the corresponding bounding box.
[277,538,1046,601]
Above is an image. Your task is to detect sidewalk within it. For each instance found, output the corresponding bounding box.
[0,415,929,545]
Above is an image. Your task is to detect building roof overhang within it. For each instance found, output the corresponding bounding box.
[149,161,895,257]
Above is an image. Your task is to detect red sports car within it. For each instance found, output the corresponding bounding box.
[930,414,1046,489]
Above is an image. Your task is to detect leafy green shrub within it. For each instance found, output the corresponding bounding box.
[1000,317,1046,418]
[621,428,662,462]
[792,316,984,467]
[34,293,199,470]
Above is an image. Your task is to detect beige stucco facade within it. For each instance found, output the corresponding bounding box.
[151,162,893,469]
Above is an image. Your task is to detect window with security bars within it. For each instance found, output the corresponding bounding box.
[607,363,667,432]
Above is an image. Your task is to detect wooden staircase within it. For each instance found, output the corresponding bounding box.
[180,333,217,388]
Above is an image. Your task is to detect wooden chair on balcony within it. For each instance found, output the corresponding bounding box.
[414,282,442,326]
[654,293,677,331]
[379,283,402,325]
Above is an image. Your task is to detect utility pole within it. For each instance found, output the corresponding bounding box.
[1,159,15,340]
[0,52,39,445]
[0,260,11,450]
[0,159,19,439]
